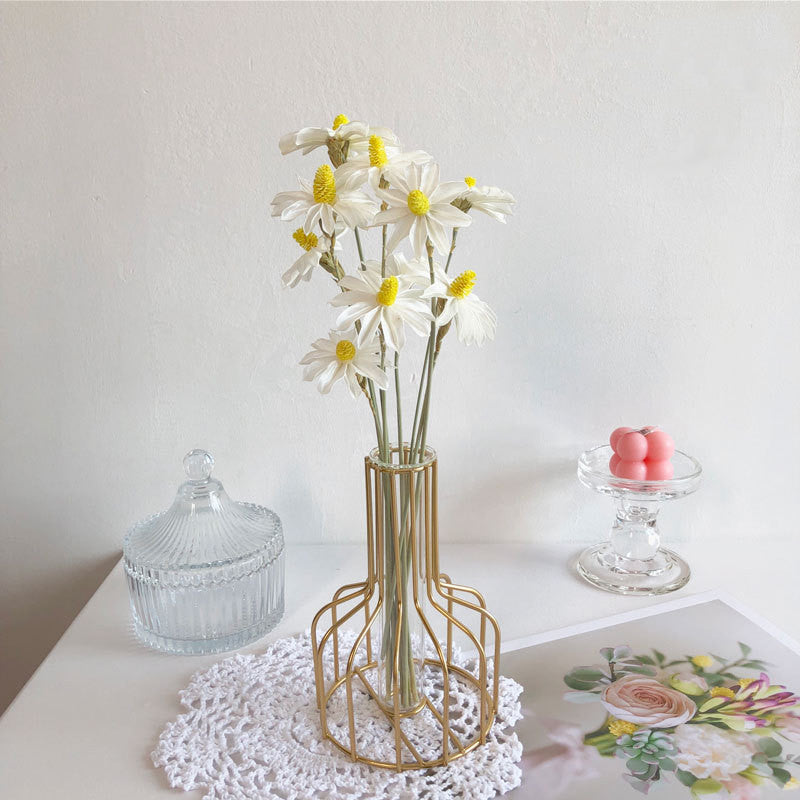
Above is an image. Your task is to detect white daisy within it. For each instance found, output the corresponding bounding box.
[279,114,398,160]
[456,176,516,222]
[271,164,377,235]
[335,134,432,188]
[345,125,400,158]
[423,269,497,346]
[300,331,388,397]
[281,228,326,288]
[279,115,364,156]
[371,163,472,257]
[329,263,433,351]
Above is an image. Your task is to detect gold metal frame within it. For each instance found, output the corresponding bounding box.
[311,448,501,770]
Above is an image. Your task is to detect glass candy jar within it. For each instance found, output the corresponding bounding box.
[123,449,285,654]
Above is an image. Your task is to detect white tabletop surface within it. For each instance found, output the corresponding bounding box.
[1,541,798,799]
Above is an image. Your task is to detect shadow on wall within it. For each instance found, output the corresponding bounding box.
[0,550,120,715]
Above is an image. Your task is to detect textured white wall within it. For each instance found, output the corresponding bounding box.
[2,2,799,711]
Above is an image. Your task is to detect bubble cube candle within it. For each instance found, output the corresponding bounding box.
[609,426,675,481]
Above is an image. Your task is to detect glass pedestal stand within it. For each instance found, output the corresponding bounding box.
[577,445,702,596]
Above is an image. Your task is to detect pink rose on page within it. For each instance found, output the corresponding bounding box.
[601,675,697,727]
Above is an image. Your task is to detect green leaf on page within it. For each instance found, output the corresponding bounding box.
[691,778,723,797]
[771,768,792,786]
[759,738,782,758]
[676,769,697,787]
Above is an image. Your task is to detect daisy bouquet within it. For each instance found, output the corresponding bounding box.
[563,643,800,797]
[272,115,514,706]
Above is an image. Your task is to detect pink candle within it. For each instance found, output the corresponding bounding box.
[609,426,675,480]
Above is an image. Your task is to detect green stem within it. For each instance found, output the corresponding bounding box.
[409,345,429,459]
[353,227,367,270]
[378,223,389,461]
[414,240,438,463]
[444,227,459,274]
[365,380,383,448]
[379,343,389,461]
[394,352,404,463]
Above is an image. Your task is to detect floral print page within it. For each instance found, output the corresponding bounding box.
[501,599,800,800]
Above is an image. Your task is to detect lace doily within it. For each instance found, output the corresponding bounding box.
[153,632,523,800]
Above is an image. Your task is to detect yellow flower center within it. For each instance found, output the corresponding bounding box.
[332,114,349,130]
[335,340,356,362]
[464,176,477,187]
[608,718,638,738]
[738,677,755,689]
[292,228,318,251]
[313,164,337,205]
[407,189,430,216]
[369,135,388,168]
[376,276,398,306]
[710,687,736,699]
[691,655,713,669]
[448,270,477,299]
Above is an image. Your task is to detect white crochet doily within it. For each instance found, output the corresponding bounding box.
[153,632,523,800]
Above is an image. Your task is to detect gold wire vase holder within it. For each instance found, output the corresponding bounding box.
[311,444,501,770]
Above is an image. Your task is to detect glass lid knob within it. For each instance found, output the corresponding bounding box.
[183,449,215,482]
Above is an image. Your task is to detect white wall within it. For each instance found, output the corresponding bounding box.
[2,2,799,712]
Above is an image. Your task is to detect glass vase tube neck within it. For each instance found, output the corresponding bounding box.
[368,442,436,471]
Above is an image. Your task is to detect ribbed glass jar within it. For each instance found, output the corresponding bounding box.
[123,450,284,654]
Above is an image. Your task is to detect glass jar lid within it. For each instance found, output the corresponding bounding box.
[123,449,283,571]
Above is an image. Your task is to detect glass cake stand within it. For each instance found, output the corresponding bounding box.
[576,445,702,595]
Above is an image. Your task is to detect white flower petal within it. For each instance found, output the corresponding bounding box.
[320,204,335,235]
[357,306,383,347]
[271,189,307,211]
[279,131,301,155]
[429,181,467,205]
[429,203,472,227]
[425,216,450,255]
[373,206,409,226]
[411,217,429,258]
[385,215,414,253]
[376,187,409,207]
[420,162,439,196]
[302,361,327,381]
[317,361,344,394]
[381,311,405,351]
[303,204,323,234]
[400,308,435,336]
[344,366,361,398]
[333,300,372,328]
[385,171,410,195]
[295,127,332,150]
[354,359,389,389]
[436,300,457,326]
[422,281,449,299]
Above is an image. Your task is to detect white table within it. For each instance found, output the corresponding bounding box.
[1,542,798,798]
